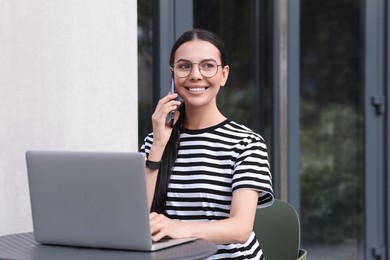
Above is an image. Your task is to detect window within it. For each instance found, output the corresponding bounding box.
[300,1,364,258]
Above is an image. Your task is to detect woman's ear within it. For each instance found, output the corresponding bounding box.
[220,65,230,87]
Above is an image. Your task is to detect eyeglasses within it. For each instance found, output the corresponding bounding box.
[172,59,222,78]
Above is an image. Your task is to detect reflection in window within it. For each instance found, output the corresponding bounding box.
[300,1,364,259]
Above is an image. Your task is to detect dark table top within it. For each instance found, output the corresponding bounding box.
[0,232,217,260]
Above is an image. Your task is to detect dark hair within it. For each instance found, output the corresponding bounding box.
[169,29,228,67]
[151,29,228,214]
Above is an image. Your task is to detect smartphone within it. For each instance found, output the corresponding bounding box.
[166,78,176,128]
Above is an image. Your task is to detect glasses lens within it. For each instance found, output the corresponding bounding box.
[199,60,218,77]
[174,61,192,78]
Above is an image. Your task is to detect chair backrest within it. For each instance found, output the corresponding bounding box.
[254,199,301,260]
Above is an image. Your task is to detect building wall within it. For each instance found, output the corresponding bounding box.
[0,0,138,235]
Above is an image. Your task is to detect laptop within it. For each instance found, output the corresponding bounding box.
[25,150,195,251]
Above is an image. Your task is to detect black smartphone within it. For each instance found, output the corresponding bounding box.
[166,78,175,128]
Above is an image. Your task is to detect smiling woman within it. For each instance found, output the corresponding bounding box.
[140,29,274,260]
[170,39,229,119]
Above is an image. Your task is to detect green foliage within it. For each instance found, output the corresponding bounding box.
[300,103,363,244]
[300,0,363,245]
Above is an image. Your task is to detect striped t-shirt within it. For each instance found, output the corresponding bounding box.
[140,120,274,260]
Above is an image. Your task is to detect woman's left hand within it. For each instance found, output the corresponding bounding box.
[149,212,191,242]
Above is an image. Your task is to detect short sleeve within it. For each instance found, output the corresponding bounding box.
[232,134,274,208]
[139,132,154,157]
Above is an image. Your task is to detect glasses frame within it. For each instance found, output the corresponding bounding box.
[171,59,223,78]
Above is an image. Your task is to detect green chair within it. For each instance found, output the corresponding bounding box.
[253,199,307,260]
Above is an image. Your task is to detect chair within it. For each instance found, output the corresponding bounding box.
[253,199,307,260]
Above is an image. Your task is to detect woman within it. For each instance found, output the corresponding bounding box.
[140,29,274,260]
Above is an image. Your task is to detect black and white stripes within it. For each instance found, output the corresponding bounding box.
[141,120,273,260]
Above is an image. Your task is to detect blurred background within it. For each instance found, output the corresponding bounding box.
[138,1,389,259]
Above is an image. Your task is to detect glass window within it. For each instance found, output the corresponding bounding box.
[300,1,364,259]
[193,0,273,146]
[137,0,273,151]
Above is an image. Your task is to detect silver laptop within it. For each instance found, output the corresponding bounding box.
[25,150,195,251]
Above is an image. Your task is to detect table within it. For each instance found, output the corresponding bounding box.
[0,232,217,260]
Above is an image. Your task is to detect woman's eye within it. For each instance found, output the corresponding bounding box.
[178,63,191,70]
[201,63,215,69]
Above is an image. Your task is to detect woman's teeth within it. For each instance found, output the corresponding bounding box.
[188,88,206,92]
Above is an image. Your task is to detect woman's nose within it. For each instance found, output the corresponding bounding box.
[188,63,202,80]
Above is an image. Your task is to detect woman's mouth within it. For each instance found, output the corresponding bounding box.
[187,87,207,92]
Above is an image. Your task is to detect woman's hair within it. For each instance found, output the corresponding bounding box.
[151,29,228,214]
[169,29,228,67]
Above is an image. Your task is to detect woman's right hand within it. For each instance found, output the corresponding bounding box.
[150,92,181,149]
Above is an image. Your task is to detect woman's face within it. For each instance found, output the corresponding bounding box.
[172,40,229,110]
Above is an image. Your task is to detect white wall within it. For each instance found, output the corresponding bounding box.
[0,0,138,235]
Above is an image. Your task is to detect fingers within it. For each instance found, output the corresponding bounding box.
[150,93,182,152]
[149,212,192,242]
[159,93,181,113]
[149,213,169,242]
[152,93,181,125]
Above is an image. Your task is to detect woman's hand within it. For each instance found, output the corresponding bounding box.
[149,212,191,242]
[148,189,259,244]
[151,93,181,147]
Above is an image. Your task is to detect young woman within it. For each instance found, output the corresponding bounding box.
[140,29,274,260]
